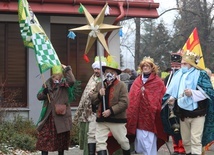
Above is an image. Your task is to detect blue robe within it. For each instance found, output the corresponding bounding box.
[161,70,214,147]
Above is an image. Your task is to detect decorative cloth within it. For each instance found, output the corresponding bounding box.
[126,73,167,149]
[162,70,214,148]
[166,67,200,111]
[74,74,101,122]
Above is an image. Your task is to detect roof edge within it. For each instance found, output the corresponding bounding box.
[0,1,159,18]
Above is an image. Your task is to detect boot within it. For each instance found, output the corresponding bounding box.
[97,150,107,155]
[88,143,96,155]
[41,151,48,155]
[58,150,64,155]
[122,149,130,155]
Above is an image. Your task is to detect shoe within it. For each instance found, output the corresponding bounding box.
[122,149,130,155]
[97,150,107,155]
[58,150,64,155]
[41,151,48,155]
[88,143,96,155]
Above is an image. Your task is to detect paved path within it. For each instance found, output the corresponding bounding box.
[44,137,213,155]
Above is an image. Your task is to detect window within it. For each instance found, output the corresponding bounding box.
[0,22,96,108]
[0,22,27,107]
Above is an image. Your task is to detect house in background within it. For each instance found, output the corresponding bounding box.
[0,0,159,123]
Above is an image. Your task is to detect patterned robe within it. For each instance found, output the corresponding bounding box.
[126,73,168,149]
[74,74,101,122]
[73,74,101,154]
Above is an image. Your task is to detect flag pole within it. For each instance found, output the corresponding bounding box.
[41,74,51,103]
[98,50,106,111]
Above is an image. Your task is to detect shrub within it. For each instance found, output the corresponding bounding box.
[0,116,37,153]
[0,115,80,153]
[11,134,36,151]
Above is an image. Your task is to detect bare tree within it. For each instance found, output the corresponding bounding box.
[120,0,214,71]
[173,0,214,70]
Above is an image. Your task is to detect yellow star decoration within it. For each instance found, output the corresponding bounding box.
[69,3,122,55]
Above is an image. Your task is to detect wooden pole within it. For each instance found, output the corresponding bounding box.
[41,74,51,103]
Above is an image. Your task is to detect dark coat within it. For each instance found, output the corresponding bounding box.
[37,67,76,134]
[90,79,129,123]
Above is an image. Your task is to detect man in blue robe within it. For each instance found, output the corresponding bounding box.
[162,50,214,155]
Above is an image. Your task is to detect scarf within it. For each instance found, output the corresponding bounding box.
[166,67,200,111]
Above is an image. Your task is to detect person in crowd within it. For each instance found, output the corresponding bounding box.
[73,56,107,155]
[89,58,130,155]
[120,68,131,89]
[161,53,186,155]
[160,68,171,81]
[165,50,214,155]
[126,56,167,155]
[120,68,131,81]
[36,64,76,155]
[128,69,138,92]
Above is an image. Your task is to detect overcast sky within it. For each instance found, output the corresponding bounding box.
[156,0,177,27]
[121,0,178,70]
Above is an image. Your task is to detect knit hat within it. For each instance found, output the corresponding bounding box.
[182,50,203,70]
[91,56,107,69]
[102,56,122,75]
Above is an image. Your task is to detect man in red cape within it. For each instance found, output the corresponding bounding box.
[107,57,167,155]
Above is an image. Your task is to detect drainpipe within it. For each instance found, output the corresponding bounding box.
[104,1,124,57]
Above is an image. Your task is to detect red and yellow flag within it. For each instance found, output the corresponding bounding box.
[182,27,205,70]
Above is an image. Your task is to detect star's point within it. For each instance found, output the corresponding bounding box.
[69,3,122,54]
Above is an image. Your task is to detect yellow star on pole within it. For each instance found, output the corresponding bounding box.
[69,3,122,55]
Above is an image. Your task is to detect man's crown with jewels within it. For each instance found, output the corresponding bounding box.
[182,50,202,70]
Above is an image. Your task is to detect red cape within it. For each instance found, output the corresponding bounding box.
[107,74,168,155]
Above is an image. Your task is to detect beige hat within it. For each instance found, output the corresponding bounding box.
[182,50,203,70]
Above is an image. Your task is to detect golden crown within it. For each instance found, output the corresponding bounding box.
[142,56,154,63]
[183,50,201,65]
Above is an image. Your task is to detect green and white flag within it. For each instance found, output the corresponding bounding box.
[32,33,61,73]
[18,0,61,73]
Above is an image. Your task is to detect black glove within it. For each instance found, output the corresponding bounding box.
[43,88,49,95]
[64,65,72,72]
